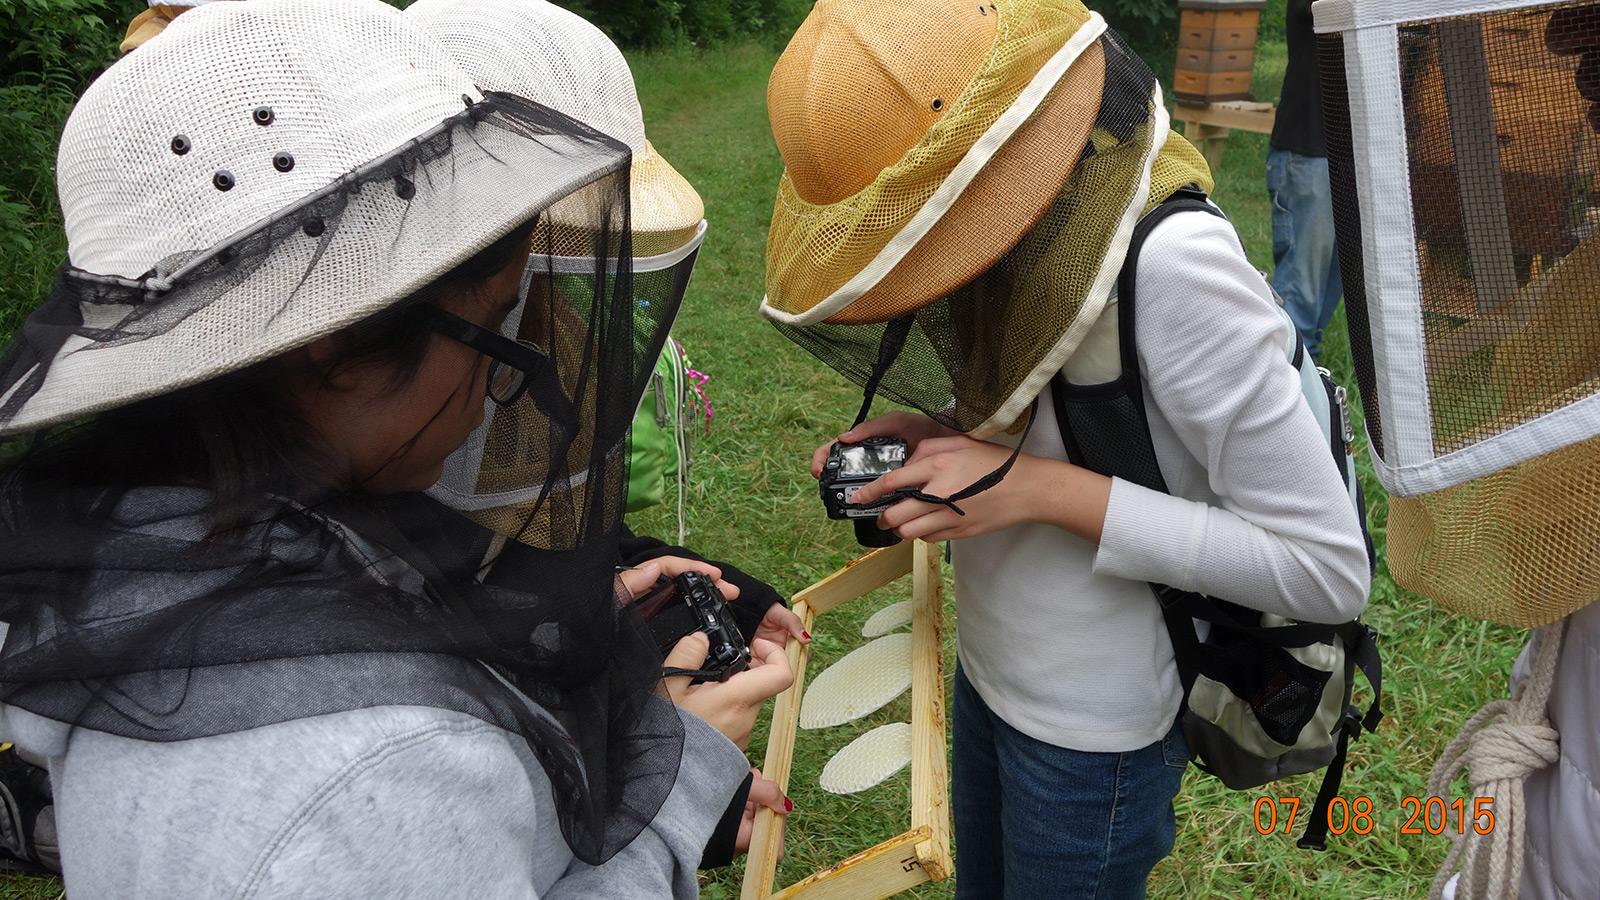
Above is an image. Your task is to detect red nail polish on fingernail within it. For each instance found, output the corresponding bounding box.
[784,797,794,812]
[802,631,812,641]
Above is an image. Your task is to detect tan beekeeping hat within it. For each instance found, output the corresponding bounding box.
[762,0,1107,326]
[409,0,704,258]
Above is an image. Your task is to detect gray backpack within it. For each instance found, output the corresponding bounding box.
[1053,187,1382,851]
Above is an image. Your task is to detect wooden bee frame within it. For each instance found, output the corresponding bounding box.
[740,539,953,900]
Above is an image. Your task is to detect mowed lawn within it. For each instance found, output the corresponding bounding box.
[0,37,1528,900]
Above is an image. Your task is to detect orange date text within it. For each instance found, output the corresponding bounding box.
[1251,796,1495,837]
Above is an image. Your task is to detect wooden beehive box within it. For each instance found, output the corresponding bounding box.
[1174,0,1266,103]
[1406,10,1597,263]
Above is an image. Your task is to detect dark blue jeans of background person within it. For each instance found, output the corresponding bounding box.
[1267,147,1344,359]
[951,664,1188,900]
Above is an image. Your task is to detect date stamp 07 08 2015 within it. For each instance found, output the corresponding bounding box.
[1252,796,1497,838]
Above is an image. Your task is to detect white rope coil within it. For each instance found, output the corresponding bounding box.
[1428,618,1567,900]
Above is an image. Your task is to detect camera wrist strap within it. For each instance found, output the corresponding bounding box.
[851,316,1037,517]
[661,666,724,681]
[886,403,1035,516]
[850,315,915,430]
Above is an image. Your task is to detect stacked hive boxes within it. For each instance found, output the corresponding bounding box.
[1174,0,1266,103]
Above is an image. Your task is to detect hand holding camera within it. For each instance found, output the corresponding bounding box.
[635,570,752,682]
[819,436,911,547]
[808,411,960,478]
[811,412,962,546]
[618,561,794,749]
[810,412,1114,546]
[663,634,791,749]
[617,556,740,606]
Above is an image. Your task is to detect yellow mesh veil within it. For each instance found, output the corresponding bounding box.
[1388,227,1600,627]
[762,0,1213,437]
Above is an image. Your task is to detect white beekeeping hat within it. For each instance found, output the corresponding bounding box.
[0,0,632,449]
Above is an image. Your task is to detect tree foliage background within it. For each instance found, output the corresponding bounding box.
[550,0,1276,57]
[552,0,811,47]
[0,0,141,335]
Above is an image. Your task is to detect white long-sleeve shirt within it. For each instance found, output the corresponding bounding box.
[952,208,1371,752]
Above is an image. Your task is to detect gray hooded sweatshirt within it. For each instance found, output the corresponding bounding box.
[0,701,745,898]
[0,489,749,899]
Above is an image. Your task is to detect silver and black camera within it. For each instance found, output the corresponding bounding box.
[819,437,908,547]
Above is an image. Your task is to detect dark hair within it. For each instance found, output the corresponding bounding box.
[4,222,536,532]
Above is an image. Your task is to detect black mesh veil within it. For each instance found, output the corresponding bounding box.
[428,215,689,546]
[0,94,682,864]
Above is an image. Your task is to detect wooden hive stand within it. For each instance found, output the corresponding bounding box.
[1171,0,1274,171]
[740,539,953,900]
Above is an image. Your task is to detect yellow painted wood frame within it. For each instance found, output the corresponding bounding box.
[740,539,953,900]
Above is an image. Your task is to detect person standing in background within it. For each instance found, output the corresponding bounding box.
[1268,0,1342,359]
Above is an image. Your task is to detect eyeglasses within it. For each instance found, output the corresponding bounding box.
[424,305,548,406]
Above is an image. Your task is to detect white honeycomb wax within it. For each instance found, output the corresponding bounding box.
[799,632,913,729]
[861,600,913,638]
[819,722,914,794]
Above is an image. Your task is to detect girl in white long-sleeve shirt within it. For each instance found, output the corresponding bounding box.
[819,209,1371,896]
[769,0,1368,893]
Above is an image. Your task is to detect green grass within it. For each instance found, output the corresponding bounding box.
[0,877,57,900]
[0,33,1529,900]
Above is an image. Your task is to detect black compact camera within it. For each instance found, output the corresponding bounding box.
[819,436,908,547]
[636,571,751,683]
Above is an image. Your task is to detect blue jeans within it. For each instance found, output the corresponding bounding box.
[1266,148,1343,359]
[951,665,1188,900]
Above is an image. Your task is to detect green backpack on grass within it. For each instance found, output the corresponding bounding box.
[626,337,707,537]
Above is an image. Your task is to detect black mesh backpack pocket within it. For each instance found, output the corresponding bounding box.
[1201,617,1332,748]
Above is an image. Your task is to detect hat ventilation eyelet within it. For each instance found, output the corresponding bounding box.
[394,175,416,200]
[273,151,295,173]
[213,170,235,191]
[170,134,191,155]
[252,106,274,126]
[931,98,944,112]
[302,217,325,238]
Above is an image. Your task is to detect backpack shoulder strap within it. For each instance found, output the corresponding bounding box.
[1052,186,1225,700]
[1110,186,1226,391]
[1053,192,1382,853]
